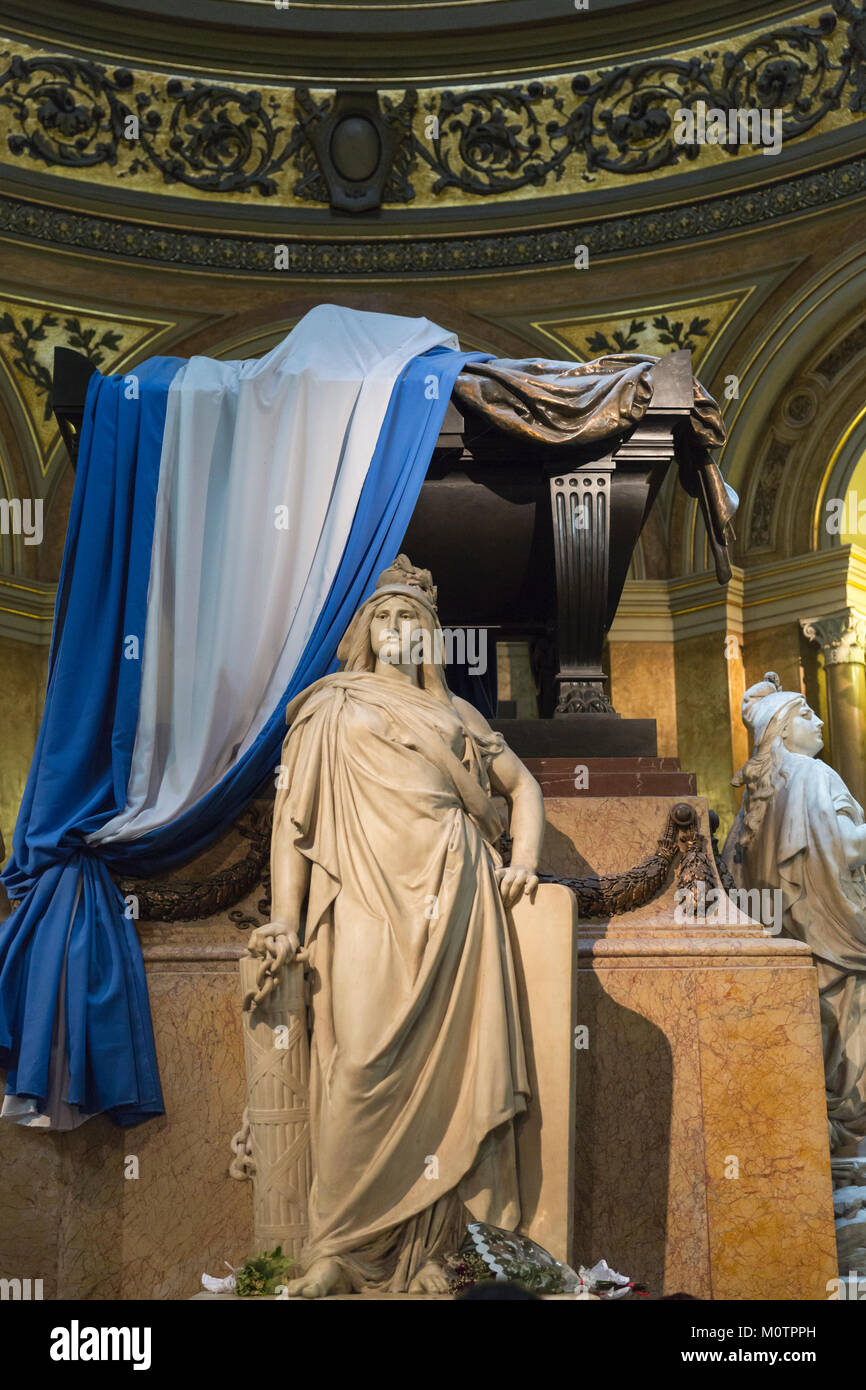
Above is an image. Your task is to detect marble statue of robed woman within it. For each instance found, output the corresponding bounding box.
[247,556,545,1295]
[722,673,866,1154]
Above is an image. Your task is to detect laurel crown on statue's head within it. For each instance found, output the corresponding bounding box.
[374,554,438,614]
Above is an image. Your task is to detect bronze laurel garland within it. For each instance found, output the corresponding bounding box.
[537,802,717,919]
[116,800,273,922]
[116,798,720,925]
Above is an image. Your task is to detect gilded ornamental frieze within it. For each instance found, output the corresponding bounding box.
[1,4,864,214]
[1,150,864,276]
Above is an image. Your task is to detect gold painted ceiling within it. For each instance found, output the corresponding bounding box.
[0,3,864,231]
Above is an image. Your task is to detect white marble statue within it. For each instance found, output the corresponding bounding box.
[722,672,866,1155]
[247,556,545,1296]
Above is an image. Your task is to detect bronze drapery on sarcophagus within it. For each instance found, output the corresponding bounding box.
[451,350,734,582]
[51,342,735,738]
[404,348,736,731]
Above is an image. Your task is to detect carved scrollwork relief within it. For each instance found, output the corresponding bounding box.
[0,7,861,208]
[1,55,296,196]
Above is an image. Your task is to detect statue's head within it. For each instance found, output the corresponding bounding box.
[732,672,824,848]
[368,593,427,669]
[782,703,824,757]
[336,555,451,700]
[741,671,823,759]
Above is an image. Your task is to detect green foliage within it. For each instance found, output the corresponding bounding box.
[234,1244,295,1298]
[63,318,124,365]
[0,310,57,416]
[586,318,646,354]
[587,310,712,360]
[652,313,711,350]
[0,309,126,422]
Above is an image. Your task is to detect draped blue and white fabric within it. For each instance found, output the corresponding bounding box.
[0,304,489,1129]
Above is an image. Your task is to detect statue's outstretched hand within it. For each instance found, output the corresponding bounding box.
[495,864,539,907]
[244,921,302,1009]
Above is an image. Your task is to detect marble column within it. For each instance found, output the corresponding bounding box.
[800,611,866,807]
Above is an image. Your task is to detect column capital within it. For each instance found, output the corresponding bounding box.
[800,610,866,666]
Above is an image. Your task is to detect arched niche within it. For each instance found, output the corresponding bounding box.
[671,244,866,574]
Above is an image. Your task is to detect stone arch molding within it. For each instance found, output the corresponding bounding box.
[680,244,866,573]
[812,387,866,554]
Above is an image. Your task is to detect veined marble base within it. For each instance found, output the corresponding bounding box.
[543,795,838,1301]
[0,916,254,1301]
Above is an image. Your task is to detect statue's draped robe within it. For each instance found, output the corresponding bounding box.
[723,749,866,1151]
[274,669,529,1288]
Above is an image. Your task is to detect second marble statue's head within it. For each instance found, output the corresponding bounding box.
[336,554,452,702]
[732,671,825,847]
[741,671,824,759]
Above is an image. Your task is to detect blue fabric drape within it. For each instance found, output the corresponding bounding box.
[1,356,182,1124]
[0,345,487,1125]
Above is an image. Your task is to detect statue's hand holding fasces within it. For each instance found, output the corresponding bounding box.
[243,919,303,1009]
[495,864,539,907]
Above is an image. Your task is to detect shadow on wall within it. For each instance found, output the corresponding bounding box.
[575,981,673,1295]
[538,820,674,1293]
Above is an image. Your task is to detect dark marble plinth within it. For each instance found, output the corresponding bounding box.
[491,715,657,758]
[524,757,695,798]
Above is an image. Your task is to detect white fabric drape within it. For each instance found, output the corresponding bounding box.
[91,305,457,845]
